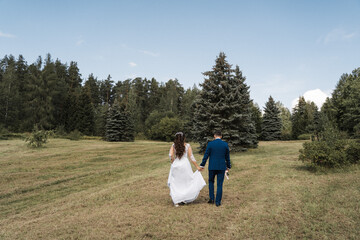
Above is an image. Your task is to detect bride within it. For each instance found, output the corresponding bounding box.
[167,132,206,207]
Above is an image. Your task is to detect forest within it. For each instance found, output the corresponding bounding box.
[0,53,359,148]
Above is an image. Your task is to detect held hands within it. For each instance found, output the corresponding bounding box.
[197,166,204,172]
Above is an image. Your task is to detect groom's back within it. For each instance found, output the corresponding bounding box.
[208,139,229,170]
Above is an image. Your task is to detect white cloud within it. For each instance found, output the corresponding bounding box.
[129,62,137,67]
[76,39,85,46]
[76,36,85,46]
[291,89,329,110]
[0,31,16,38]
[125,74,138,79]
[139,50,159,57]
[253,74,304,95]
[319,28,356,44]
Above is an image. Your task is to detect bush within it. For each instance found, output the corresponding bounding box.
[281,132,293,140]
[298,124,360,168]
[25,126,52,148]
[298,133,312,140]
[299,138,360,168]
[144,111,176,139]
[67,130,82,141]
[346,140,360,164]
[149,116,183,142]
[299,140,349,168]
[0,125,10,140]
[54,125,67,138]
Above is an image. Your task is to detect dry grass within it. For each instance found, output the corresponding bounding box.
[0,139,359,239]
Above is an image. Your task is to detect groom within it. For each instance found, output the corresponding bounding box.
[199,131,231,207]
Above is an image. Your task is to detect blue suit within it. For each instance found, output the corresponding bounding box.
[200,138,231,205]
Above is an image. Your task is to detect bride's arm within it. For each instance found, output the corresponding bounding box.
[188,145,201,171]
[169,144,175,163]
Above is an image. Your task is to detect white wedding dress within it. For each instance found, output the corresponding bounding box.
[167,143,206,204]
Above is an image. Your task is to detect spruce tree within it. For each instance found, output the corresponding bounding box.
[106,102,134,142]
[250,102,263,139]
[230,66,258,148]
[261,96,282,140]
[193,52,258,152]
[192,52,231,151]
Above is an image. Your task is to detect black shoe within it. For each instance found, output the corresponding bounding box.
[208,199,214,204]
[179,202,185,205]
[216,203,221,207]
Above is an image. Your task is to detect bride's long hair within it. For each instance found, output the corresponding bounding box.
[174,132,186,159]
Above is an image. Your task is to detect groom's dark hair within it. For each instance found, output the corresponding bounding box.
[214,130,222,137]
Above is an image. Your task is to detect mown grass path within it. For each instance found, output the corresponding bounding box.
[0,139,359,239]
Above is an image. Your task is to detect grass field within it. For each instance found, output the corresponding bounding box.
[0,139,359,239]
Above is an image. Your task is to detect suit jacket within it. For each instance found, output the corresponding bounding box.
[200,139,231,170]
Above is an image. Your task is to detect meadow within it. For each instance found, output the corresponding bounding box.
[0,139,359,239]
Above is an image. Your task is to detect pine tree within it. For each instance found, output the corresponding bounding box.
[100,74,114,105]
[53,59,69,127]
[193,52,258,152]
[0,55,20,131]
[261,96,282,141]
[106,102,134,142]
[77,88,95,135]
[15,55,28,131]
[291,97,318,139]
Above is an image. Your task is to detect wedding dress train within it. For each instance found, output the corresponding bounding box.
[167,144,206,204]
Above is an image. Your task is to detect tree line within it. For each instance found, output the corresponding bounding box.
[1,53,359,150]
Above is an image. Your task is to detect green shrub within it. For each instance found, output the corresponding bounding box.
[298,133,312,140]
[54,125,67,138]
[0,125,10,140]
[67,130,82,141]
[346,140,360,164]
[299,140,348,168]
[25,126,52,148]
[281,132,293,140]
[149,116,183,142]
[144,111,176,139]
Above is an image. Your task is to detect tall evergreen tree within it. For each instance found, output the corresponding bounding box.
[53,59,69,127]
[261,96,282,140]
[250,102,263,139]
[0,55,20,131]
[276,101,292,140]
[193,52,257,152]
[15,55,28,131]
[328,68,360,137]
[84,73,100,106]
[77,88,95,135]
[100,74,114,106]
[291,96,317,139]
[106,102,134,142]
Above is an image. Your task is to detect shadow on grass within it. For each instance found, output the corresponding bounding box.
[294,165,318,173]
[294,163,360,175]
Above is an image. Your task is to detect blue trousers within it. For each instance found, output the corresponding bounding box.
[208,170,225,205]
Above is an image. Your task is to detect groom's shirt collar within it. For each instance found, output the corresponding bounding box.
[215,137,221,140]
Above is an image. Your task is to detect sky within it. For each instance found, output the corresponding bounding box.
[1,0,360,110]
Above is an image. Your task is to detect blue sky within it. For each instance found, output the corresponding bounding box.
[1,0,359,110]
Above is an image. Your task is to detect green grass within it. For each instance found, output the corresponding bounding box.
[0,139,359,239]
